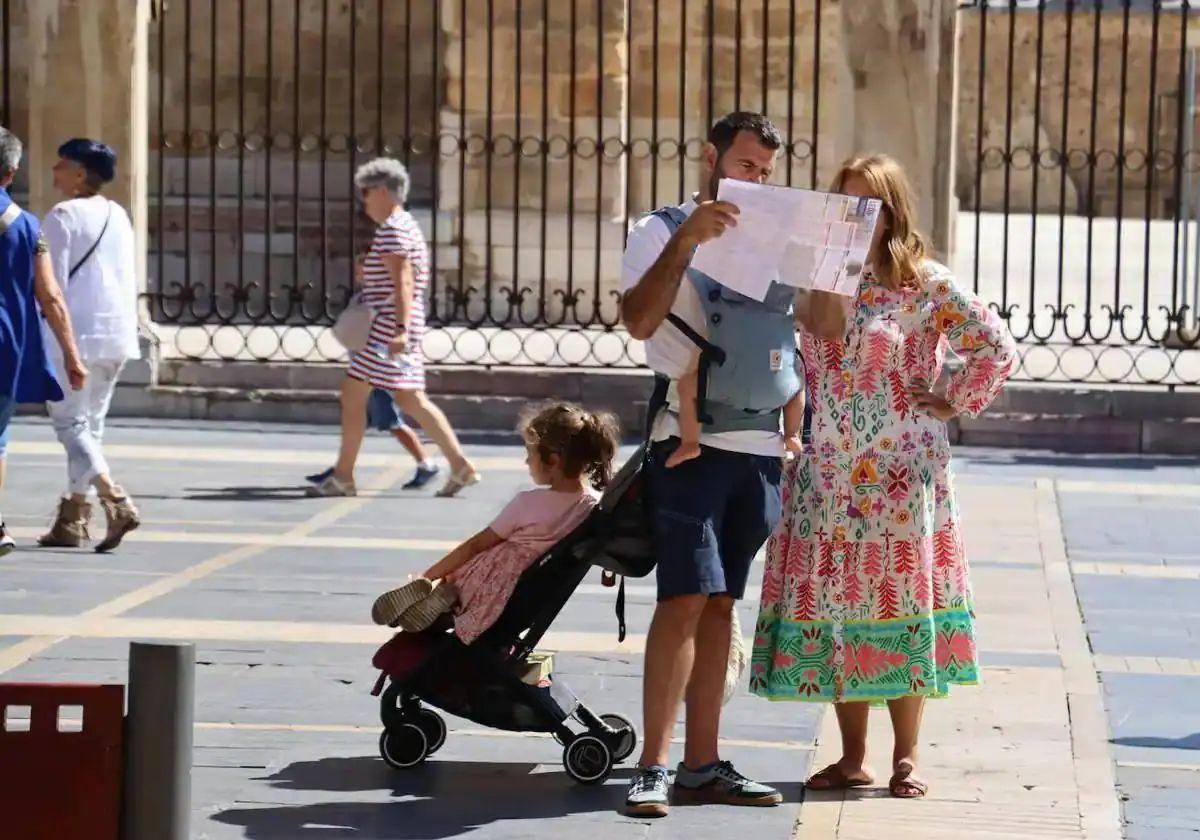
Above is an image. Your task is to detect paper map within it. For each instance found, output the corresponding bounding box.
[690,180,882,301]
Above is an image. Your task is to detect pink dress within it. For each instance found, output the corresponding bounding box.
[448,488,596,644]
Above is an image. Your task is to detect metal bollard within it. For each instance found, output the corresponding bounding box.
[122,642,195,840]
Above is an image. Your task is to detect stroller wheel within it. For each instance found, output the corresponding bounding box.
[563,734,613,784]
[379,724,428,770]
[414,708,447,754]
[599,713,638,763]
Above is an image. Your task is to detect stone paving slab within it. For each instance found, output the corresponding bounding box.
[4,419,1199,837]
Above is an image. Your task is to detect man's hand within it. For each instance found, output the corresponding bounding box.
[910,384,957,422]
[65,356,88,391]
[388,334,409,356]
[676,200,740,248]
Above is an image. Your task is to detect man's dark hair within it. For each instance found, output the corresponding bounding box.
[708,111,783,157]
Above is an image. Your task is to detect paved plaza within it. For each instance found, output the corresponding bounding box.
[0,418,1197,838]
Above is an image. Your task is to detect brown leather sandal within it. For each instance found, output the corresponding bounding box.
[805,763,874,791]
[888,762,929,799]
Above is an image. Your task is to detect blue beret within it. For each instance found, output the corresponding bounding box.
[58,138,116,183]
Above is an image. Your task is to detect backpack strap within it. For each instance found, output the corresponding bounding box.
[0,202,21,234]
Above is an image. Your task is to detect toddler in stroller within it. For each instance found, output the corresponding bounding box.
[370,402,644,782]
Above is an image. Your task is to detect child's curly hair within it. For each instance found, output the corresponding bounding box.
[520,402,620,489]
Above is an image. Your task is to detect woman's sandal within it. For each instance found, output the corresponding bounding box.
[435,466,481,498]
[888,762,929,799]
[805,763,875,791]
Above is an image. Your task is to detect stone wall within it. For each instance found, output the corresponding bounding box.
[957,8,1195,218]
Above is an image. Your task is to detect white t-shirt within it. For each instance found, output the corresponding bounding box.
[622,199,786,457]
[41,195,140,367]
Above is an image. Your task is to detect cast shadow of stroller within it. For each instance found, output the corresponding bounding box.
[210,755,637,839]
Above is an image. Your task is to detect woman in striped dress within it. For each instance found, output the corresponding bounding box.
[309,158,478,498]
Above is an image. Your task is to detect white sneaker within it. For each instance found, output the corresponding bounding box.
[0,522,15,557]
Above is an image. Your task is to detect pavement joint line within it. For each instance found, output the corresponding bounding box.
[1070,561,1200,580]
[0,463,412,676]
[6,440,531,471]
[1116,760,1200,773]
[186,721,816,752]
[1093,653,1200,676]
[5,526,459,553]
[1038,479,1123,840]
[1055,478,1200,498]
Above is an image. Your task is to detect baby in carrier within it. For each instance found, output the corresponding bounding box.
[371,402,619,644]
[669,345,806,468]
[649,206,806,470]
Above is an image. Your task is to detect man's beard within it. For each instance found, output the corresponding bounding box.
[707,166,722,201]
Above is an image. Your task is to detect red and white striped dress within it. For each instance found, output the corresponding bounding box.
[347,208,429,391]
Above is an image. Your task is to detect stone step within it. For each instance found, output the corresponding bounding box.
[112,360,1200,452]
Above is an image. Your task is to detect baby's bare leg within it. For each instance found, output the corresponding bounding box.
[666,367,703,468]
[782,388,806,456]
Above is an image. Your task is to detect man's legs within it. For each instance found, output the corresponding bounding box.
[637,593,709,769]
[682,594,734,768]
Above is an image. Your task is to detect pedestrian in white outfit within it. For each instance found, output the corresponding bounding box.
[38,138,141,553]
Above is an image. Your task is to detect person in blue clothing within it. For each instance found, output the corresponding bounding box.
[306,388,440,490]
[0,126,88,554]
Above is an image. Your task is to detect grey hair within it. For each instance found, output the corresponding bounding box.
[0,126,21,176]
[354,157,410,204]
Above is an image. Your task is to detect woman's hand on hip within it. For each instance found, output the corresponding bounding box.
[909,384,958,422]
[388,334,409,355]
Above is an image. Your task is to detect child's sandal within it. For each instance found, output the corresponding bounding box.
[371,578,433,626]
[396,582,459,633]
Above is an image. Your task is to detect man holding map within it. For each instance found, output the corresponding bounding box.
[620,111,850,817]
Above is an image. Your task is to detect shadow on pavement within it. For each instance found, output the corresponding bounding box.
[181,486,314,501]
[1113,733,1200,751]
[210,755,637,839]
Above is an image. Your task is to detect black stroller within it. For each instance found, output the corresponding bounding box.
[369,435,658,785]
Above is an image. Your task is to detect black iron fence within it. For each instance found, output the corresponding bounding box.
[139,0,1200,386]
[961,0,1200,385]
[147,0,823,368]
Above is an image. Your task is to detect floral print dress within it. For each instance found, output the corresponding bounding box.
[750,261,1017,703]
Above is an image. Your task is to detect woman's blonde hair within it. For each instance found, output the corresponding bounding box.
[830,154,929,289]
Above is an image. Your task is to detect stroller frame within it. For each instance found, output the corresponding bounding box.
[373,510,639,784]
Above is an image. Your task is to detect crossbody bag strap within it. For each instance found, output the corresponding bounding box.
[68,200,112,279]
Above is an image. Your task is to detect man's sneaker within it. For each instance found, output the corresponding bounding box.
[402,463,441,490]
[625,765,671,818]
[0,523,14,557]
[672,760,783,807]
[305,466,335,484]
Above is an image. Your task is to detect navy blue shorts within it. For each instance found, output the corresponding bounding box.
[646,439,783,601]
[367,388,411,432]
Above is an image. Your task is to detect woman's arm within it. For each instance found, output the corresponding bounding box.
[33,252,88,390]
[794,290,848,340]
[423,527,505,581]
[921,267,1018,419]
[383,251,413,354]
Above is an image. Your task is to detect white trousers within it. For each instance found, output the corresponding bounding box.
[46,359,124,495]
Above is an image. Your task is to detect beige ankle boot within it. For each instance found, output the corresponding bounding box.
[96,490,140,554]
[37,496,93,548]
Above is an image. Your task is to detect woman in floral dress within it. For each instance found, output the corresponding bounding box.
[750,154,1017,798]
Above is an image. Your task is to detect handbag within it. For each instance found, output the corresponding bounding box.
[723,609,748,706]
[332,292,373,352]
